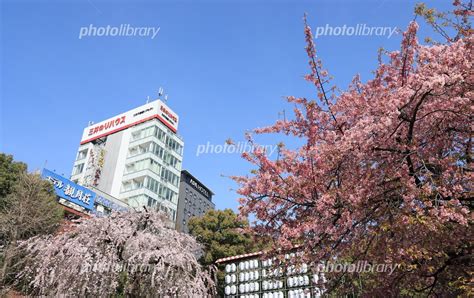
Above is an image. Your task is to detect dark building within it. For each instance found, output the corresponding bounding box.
[176,170,215,233]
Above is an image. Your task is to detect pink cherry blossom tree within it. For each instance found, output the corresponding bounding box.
[233,3,472,296]
[12,211,216,297]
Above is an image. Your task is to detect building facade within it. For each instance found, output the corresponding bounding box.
[176,170,215,233]
[70,100,183,222]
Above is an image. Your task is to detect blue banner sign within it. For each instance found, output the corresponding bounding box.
[42,168,95,210]
[95,195,128,212]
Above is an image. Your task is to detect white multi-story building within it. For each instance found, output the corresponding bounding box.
[70,100,183,222]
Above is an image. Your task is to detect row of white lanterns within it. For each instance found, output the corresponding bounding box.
[288,289,312,298]
[263,292,284,298]
[225,284,325,297]
[239,259,260,271]
[239,282,260,293]
[287,275,310,287]
[261,259,274,268]
[227,264,310,278]
[225,263,237,273]
[240,270,259,281]
[226,255,308,272]
[290,288,325,298]
[262,280,284,291]
[240,295,262,298]
[224,285,237,295]
[225,269,326,289]
[225,274,237,284]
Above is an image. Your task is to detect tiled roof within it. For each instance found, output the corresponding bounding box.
[215,251,264,264]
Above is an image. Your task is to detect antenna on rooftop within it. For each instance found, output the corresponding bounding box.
[164,94,168,103]
[158,87,164,97]
[88,121,95,126]
[146,95,150,104]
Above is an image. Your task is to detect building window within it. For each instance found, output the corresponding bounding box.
[76,149,88,161]
[131,125,156,141]
[124,158,162,176]
[165,135,183,156]
[147,197,157,208]
[73,163,84,175]
[121,177,145,193]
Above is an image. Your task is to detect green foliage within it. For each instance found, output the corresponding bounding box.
[0,155,63,287]
[0,153,27,202]
[0,173,64,243]
[188,209,256,266]
[188,209,259,296]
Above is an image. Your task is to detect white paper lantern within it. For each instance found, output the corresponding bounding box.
[302,263,308,273]
[230,285,237,294]
[240,262,245,271]
[298,276,304,286]
[262,281,268,291]
[288,277,294,287]
[225,286,231,295]
[225,275,231,284]
[239,284,245,293]
[245,261,250,270]
[225,264,231,273]
[255,271,259,280]
[231,263,237,272]
[245,283,250,293]
[304,275,309,285]
[232,274,237,283]
[245,272,250,281]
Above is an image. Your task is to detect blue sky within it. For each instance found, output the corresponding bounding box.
[1,0,451,211]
